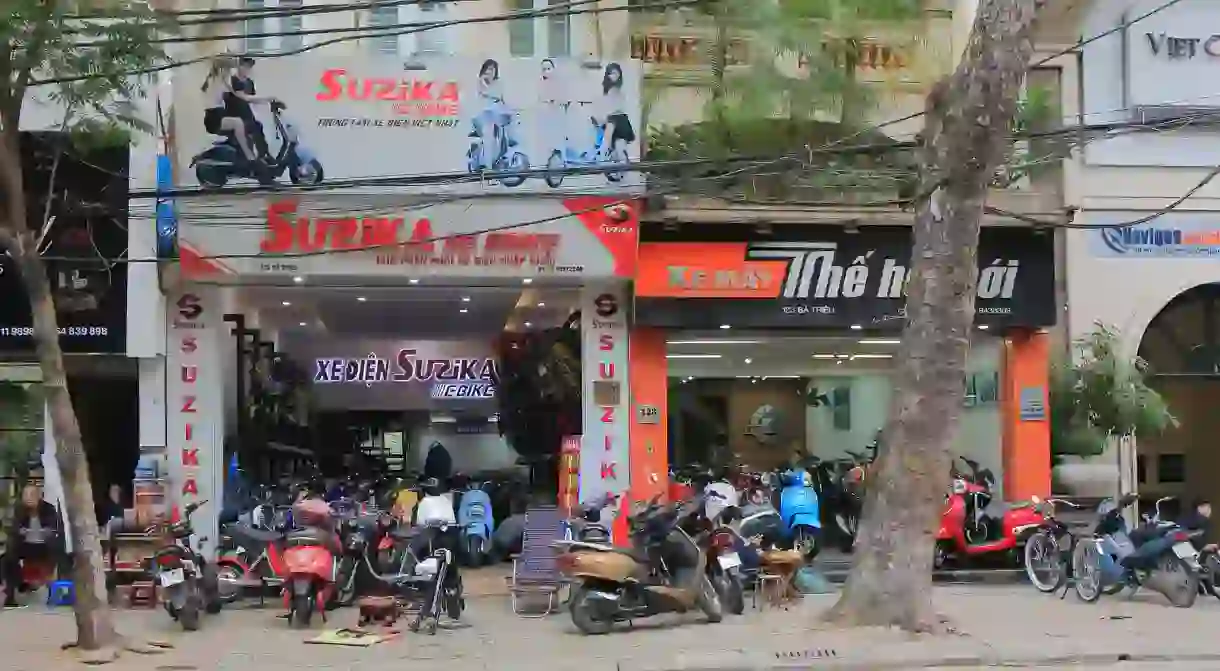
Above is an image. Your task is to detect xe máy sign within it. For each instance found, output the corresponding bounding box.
[261,201,561,267]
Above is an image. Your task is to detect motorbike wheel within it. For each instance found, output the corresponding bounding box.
[290,593,314,628]
[1023,531,1066,593]
[544,150,565,188]
[933,542,952,571]
[214,563,244,604]
[569,584,613,635]
[444,576,464,621]
[714,572,745,615]
[793,525,819,561]
[500,152,529,187]
[178,595,202,631]
[1158,553,1200,608]
[289,159,324,185]
[1071,538,1103,603]
[195,164,228,188]
[201,565,223,614]
[696,574,724,623]
[334,557,357,608]
[466,536,484,568]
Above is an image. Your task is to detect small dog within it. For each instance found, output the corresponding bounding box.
[356,596,400,627]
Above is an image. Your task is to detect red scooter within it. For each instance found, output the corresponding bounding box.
[935,458,1044,569]
[281,500,341,628]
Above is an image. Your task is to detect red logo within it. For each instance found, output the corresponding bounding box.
[316,69,459,117]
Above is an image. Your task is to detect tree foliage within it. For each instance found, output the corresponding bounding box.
[1051,325,1177,457]
[0,382,41,512]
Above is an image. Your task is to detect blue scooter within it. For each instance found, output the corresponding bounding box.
[543,103,628,188]
[779,469,821,560]
[457,482,495,567]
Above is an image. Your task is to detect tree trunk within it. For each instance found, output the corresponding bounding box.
[10,232,117,650]
[824,0,1043,632]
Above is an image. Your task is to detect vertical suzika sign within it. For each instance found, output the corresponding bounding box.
[580,285,630,504]
[166,289,222,558]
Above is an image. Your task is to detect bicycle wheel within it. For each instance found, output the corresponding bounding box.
[1024,530,1065,593]
[1072,538,1103,602]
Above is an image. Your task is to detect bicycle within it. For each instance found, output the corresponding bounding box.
[1023,497,1080,593]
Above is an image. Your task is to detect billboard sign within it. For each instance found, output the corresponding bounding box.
[172,55,643,194]
[280,336,499,411]
[177,195,639,280]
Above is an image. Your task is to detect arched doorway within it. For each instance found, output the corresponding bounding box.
[1136,283,1220,510]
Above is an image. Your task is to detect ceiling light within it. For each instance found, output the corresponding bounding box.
[836,354,851,359]
[666,340,762,345]
[537,302,546,308]
[978,324,990,330]
[719,324,732,330]
[357,296,367,302]
[524,321,532,327]
[461,296,471,302]
[852,354,893,359]
[459,308,469,314]
[281,301,291,306]
[298,321,307,327]
[813,354,836,359]
[859,339,900,345]
[849,324,862,330]
[666,354,723,359]
[408,279,420,285]
[744,358,752,364]
[292,276,304,284]
[766,375,801,379]
[522,278,533,285]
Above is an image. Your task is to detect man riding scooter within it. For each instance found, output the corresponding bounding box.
[3,484,64,608]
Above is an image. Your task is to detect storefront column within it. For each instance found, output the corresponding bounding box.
[1000,329,1051,501]
[165,286,224,558]
[629,328,668,503]
[579,284,631,505]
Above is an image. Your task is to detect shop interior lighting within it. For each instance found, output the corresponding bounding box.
[666,354,723,359]
[851,354,893,359]
[281,301,291,306]
[813,354,837,359]
[522,278,533,285]
[298,322,307,327]
[524,321,532,328]
[763,375,801,379]
[408,278,420,285]
[978,324,990,330]
[462,296,471,302]
[537,302,546,307]
[719,324,732,329]
[666,339,762,345]
[849,324,863,330]
[743,358,753,364]
[859,339,900,345]
[292,276,304,284]
[357,296,367,302]
[836,354,851,359]
[459,308,469,314]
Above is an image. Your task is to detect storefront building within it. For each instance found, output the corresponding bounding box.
[1068,0,1220,502]
[627,224,1058,502]
[160,53,644,546]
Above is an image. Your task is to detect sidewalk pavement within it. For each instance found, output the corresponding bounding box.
[4,585,1220,670]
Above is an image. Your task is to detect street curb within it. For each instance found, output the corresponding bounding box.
[819,569,1026,585]
[632,651,1220,671]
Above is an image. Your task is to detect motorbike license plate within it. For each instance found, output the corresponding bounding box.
[718,553,743,570]
[159,568,185,587]
[1173,542,1197,559]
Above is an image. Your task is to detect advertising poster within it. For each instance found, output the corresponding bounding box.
[172,55,643,194]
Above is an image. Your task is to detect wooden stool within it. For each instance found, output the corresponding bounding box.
[759,550,803,607]
[128,581,158,609]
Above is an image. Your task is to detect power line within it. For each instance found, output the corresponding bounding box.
[35,0,693,85]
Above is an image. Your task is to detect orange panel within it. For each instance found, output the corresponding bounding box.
[629,328,669,504]
[635,243,787,298]
[1001,330,1051,500]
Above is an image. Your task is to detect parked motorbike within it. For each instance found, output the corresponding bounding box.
[556,495,722,635]
[281,499,340,627]
[364,516,465,633]
[147,500,222,631]
[936,460,1044,568]
[778,469,821,560]
[191,100,324,188]
[457,482,495,567]
[1075,495,1202,607]
[704,519,746,615]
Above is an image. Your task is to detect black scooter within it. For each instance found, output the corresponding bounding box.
[147,500,223,631]
[191,101,324,188]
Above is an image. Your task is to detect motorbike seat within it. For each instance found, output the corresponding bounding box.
[389,526,421,540]
[229,523,282,544]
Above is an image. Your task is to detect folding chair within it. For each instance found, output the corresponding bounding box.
[508,505,565,617]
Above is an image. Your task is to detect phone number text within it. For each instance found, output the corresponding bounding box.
[0,326,110,337]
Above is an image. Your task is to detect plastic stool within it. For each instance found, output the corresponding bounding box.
[47,580,75,607]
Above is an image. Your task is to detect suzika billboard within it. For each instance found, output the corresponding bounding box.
[280,337,499,410]
[173,55,643,194]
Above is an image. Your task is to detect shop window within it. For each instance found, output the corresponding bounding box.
[508,0,571,57]
[831,386,851,431]
[367,1,453,57]
[1157,453,1185,484]
[963,371,999,407]
[242,0,306,54]
[1137,454,1147,485]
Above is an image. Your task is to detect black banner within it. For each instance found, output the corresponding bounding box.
[635,225,1055,330]
[0,135,128,354]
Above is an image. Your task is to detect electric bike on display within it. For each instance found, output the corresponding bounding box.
[778,470,821,560]
[457,482,494,567]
